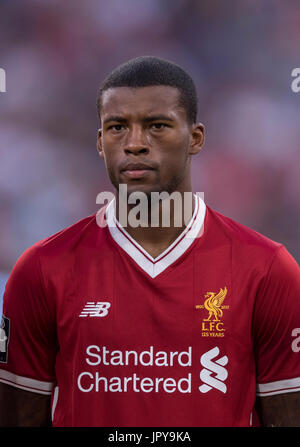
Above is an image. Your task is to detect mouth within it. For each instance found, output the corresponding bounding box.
[120,163,156,180]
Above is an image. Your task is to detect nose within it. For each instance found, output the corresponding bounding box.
[124,125,149,155]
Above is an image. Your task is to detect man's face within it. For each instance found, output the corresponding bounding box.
[97,85,204,197]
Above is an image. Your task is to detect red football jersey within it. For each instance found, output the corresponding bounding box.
[1,195,300,427]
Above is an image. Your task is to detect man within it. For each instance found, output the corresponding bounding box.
[0,56,300,427]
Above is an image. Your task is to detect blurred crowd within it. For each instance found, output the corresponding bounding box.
[0,0,299,307]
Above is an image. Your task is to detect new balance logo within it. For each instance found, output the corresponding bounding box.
[199,346,228,394]
[79,301,111,318]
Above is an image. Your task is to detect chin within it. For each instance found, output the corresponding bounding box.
[116,182,158,199]
[126,184,153,196]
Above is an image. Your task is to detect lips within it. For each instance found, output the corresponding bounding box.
[121,163,155,172]
[120,162,156,179]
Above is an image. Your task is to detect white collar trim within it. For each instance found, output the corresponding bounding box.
[106,194,206,278]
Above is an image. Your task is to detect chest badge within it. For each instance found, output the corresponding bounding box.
[195,287,229,337]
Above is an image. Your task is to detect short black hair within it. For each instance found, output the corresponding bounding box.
[97,56,198,124]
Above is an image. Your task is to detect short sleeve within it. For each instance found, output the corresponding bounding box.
[0,245,57,395]
[253,245,300,396]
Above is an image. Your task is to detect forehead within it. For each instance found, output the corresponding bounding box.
[100,85,184,119]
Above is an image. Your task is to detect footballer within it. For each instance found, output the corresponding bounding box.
[0,56,300,427]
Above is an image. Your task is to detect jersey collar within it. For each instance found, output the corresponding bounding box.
[106,194,206,278]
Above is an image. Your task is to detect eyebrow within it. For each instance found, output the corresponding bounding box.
[143,114,174,122]
[103,114,174,125]
[103,116,127,125]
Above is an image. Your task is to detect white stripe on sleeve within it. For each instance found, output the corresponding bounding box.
[0,368,54,395]
[257,377,300,396]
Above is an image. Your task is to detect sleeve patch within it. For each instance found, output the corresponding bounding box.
[0,315,10,363]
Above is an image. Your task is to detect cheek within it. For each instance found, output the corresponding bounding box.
[101,140,119,166]
[100,149,119,183]
[160,140,189,167]
[158,140,190,180]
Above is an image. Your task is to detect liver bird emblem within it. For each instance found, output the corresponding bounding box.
[196,287,228,321]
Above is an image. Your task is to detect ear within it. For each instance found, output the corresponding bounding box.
[97,129,104,159]
[189,123,205,155]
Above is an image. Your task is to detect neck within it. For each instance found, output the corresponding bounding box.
[115,189,195,259]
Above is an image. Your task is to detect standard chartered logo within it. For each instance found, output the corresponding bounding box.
[199,346,228,394]
[77,345,229,395]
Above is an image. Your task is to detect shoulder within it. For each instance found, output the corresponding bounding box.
[205,205,283,260]
[11,212,105,275]
[204,205,300,288]
[37,213,98,250]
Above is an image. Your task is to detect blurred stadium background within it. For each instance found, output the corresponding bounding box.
[0,0,300,316]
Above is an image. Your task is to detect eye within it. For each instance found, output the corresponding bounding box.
[107,124,125,132]
[151,123,167,130]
